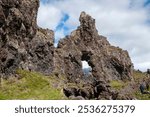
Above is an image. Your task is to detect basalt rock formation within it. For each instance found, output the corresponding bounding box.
[55,12,133,99]
[55,12,133,82]
[0,0,134,99]
[0,0,54,77]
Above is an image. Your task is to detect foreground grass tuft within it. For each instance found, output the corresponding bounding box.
[135,91,150,100]
[110,80,126,90]
[0,70,66,100]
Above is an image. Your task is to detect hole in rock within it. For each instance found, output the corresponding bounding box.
[81,60,92,75]
[1,58,6,62]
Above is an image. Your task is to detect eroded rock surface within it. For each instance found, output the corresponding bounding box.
[55,12,133,99]
[55,12,133,82]
[0,0,134,99]
[0,0,54,76]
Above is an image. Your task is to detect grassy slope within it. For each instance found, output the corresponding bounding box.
[0,70,66,100]
[0,70,150,100]
[110,70,150,100]
[133,70,150,100]
[110,80,127,90]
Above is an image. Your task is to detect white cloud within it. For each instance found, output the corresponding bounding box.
[82,61,91,69]
[37,0,150,71]
[54,29,65,47]
[37,2,62,29]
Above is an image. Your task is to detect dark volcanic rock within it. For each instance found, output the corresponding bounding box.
[55,11,133,82]
[55,12,133,99]
[0,0,54,77]
[0,0,134,99]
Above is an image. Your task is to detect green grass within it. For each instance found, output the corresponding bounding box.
[0,69,149,100]
[133,70,150,100]
[133,70,147,81]
[0,70,66,100]
[110,80,126,90]
[135,90,150,100]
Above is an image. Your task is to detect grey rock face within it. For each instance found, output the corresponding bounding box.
[55,11,133,82]
[0,0,54,76]
[55,12,133,99]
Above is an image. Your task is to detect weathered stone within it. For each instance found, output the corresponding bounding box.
[69,95,85,100]
[0,0,54,76]
[55,12,133,99]
[0,0,134,100]
[55,12,133,82]
[63,87,79,97]
[147,69,150,74]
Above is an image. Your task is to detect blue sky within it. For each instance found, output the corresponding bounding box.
[38,0,150,71]
[144,0,150,6]
[54,13,70,44]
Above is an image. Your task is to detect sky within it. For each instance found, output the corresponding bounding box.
[37,0,150,71]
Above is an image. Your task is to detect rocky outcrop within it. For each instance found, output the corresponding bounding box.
[54,12,133,99]
[0,0,134,99]
[55,12,133,82]
[0,0,54,77]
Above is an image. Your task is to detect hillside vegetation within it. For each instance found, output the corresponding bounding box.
[0,70,66,100]
[133,70,150,100]
[0,70,150,100]
[109,70,150,100]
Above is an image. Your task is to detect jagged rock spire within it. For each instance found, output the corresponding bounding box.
[79,12,98,41]
[79,11,96,30]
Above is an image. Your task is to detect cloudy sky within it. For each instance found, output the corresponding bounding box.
[37,0,150,71]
